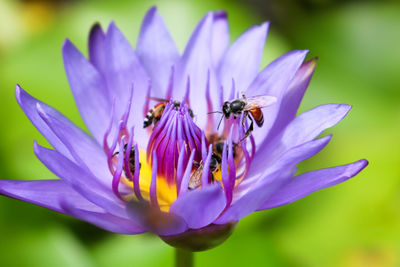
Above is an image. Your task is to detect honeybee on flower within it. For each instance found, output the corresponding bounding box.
[0,7,367,252]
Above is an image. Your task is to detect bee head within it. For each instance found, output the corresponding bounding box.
[214,141,238,159]
[173,101,181,109]
[222,101,231,118]
[215,142,224,156]
[210,153,222,172]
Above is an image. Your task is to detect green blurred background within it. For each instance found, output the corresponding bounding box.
[0,0,399,266]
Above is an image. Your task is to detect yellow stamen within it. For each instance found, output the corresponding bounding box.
[122,150,177,212]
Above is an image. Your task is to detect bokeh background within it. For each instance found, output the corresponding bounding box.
[0,0,399,266]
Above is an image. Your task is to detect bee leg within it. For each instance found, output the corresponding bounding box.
[153,117,160,127]
[241,114,254,141]
[217,115,224,130]
[241,111,248,127]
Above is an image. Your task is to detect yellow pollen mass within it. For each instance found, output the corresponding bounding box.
[122,150,177,212]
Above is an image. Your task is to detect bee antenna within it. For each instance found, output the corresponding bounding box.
[207,111,222,114]
[217,115,224,130]
[148,96,168,102]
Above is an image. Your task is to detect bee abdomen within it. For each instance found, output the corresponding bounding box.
[143,111,154,128]
[250,108,264,127]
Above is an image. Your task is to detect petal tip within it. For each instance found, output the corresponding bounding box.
[62,38,72,50]
[214,10,227,20]
[345,159,369,181]
[340,104,352,114]
[358,159,369,170]
[89,22,103,37]
[288,49,309,60]
[260,21,270,30]
[323,134,333,142]
[62,39,77,59]
[15,84,23,104]
[33,140,40,155]
[148,5,158,15]
[142,6,158,25]
[107,21,118,34]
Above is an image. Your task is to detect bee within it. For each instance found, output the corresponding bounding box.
[188,153,222,190]
[207,133,239,159]
[213,94,277,140]
[143,102,166,128]
[113,144,140,178]
[143,97,194,128]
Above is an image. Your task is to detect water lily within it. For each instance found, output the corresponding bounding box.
[0,6,367,257]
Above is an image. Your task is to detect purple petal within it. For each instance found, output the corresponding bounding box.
[250,104,351,176]
[175,12,219,128]
[88,23,107,75]
[60,199,146,234]
[259,159,368,210]
[126,201,188,236]
[277,104,351,148]
[62,39,111,143]
[246,135,332,190]
[0,179,101,213]
[217,136,332,224]
[33,142,129,219]
[265,58,317,143]
[211,10,229,68]
[104,22,149,144]
[215,170,288,225]
[246,50,308,146]
[179,149,196,195]
[201,145,213,187]
[170,184,226,229]
[221,141,231,205]
[218,22,269,96]
[136,7,179,94]
[36,103,110,186]
[15,85,72,160]
[250,135,332,186]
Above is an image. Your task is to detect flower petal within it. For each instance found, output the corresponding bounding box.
[15,85,72,160]
[33,142,129,219]
[136,7,179,94]
[211,11,229,68]
[216,136,331,224]
[104,22,149,144]
[60,199,146,234]
[250,104,351,177]
[265,58,317,143]
[88,23,107,75]
[259,159,369,210]
[170,183,226,229]
[246,50,308,146]
[62,39,111,143]
[126,201,188,236]
[218,22,269,96]
[0,179,101,213]
[277,104,351,148]
[36,103,110,186]
[175,12,219,128]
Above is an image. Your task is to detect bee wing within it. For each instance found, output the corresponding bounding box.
[148,96,168,102]
[188,165,203,190]
[244,95,277,110]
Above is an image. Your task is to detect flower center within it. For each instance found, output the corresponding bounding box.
[102,82,256,212]
[146,101,202,185]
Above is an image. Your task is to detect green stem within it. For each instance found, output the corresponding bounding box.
[175,248,194,267]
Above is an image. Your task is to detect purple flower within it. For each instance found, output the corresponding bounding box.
[0,7,367,251]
